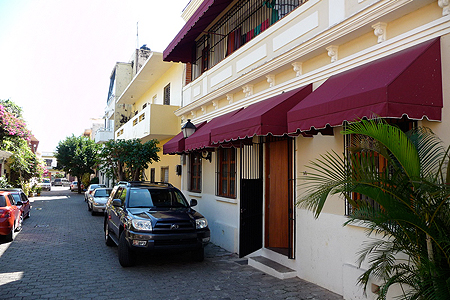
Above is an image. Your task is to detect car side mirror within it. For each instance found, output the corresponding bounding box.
[190,199,198,207]
[112,199,122,207]
[16,201,23,206]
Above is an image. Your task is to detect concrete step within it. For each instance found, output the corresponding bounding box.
[248,256,297,279]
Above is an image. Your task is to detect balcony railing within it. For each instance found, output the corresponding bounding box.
[115,104,180,141]
[94,127,114,144]
[192,0,304,80]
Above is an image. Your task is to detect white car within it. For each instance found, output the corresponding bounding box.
[38,178,51,191]
[87,188,112,215]
[84,184,106,201]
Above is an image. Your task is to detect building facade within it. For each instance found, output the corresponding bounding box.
[96,46,185,188]
[163,0,450,299]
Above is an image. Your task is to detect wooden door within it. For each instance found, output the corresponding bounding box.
[265,139,291,249]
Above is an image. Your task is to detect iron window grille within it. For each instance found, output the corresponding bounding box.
[189,152,202,193]
[216,148,237,198]
[344,117,417,216]
[192,0,304,81]
[163,84,170,105]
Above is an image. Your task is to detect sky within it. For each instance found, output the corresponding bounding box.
[0,0,188,152]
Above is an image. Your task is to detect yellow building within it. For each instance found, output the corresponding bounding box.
[162,1,450,299]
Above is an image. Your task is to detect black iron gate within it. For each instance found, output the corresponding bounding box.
[239,140,263,258]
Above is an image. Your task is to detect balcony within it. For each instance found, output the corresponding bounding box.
[115,104,180,141]
[95,128,114,144]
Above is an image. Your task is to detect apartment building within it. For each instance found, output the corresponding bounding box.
[162,0,449,299]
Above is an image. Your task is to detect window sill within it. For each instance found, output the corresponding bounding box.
[187,192,202,198]
[215,196,237,204]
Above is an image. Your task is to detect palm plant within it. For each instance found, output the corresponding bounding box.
[298,119,450,300]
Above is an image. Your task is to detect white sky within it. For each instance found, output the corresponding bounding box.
[0,0,188,152]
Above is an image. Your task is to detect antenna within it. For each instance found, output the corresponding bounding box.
[136,21,139,49]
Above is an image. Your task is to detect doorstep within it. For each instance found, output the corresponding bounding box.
[248,256,297,279]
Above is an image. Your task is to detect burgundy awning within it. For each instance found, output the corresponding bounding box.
[163,131,186,155]
[287,38,442,133]
[163,121,207,154]
[185,109,242,151]
[163,0,233,63]
[211,84,312,144]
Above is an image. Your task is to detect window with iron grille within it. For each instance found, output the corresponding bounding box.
[163,84,170,105]
[216,148,236,198]
[345,117,416,216]
[192,0,304,80]
[189,152,202,192]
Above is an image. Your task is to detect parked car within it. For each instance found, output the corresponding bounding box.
[38,178,51,191]
[104,181,210,267]
[0,188,31,219]
[61,178,70,186]
[52,178,63,186]
[70,181,84,192]
[0,191,23,241]
[87,188,112,215]
[84,184,106,202]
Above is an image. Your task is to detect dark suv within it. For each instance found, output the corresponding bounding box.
[104,181,210,267]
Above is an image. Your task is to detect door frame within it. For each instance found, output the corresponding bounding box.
[264,136,295,259]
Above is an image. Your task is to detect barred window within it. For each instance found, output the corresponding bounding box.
[217,148,236,198]
[189,152,202,193]
[345,118,416,215]
[163,84,170,105]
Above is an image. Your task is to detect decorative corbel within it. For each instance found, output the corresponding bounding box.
[372,22,387,43]
[292,62,303,77]
[212,100,218,110]
[181,115,186,124]
[439,0,449,16]
[226,94,234,105]
[201,105,206,115]
[266,75,276,88]
[190,111,196,118]
[242,84,254,97]
[326,45,339,63]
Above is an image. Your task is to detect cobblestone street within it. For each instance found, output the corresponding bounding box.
[0,188,342,300]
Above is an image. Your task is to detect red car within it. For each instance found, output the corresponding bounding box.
[0,188,31,219]
[0,191,23,241]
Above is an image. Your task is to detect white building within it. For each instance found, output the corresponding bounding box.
[162,0,450,299]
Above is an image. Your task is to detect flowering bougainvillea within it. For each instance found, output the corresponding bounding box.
[0,104,31,141]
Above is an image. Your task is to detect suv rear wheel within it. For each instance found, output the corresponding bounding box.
[118,233,136,267]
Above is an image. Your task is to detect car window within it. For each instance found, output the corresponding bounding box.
[94,189,112,197]
[0,195,6,207]
[128,188,188,208]
[128,189,153,208]
[114,188,127,206]
[8,194,15,205]
[11,194,21,203]
[21,194,28,202]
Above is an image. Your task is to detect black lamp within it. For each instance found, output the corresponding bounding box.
[181,119,196,138]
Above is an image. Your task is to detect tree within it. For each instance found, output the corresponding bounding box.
[297,119,450,300]
[99,139,160,182]
[55,135,100,193]
[0,101,31,143]
[3,138,43,188]
[0,99,36,190]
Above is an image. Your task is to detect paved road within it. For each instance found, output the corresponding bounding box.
[0,187,342,300]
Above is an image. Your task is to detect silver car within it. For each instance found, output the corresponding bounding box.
[84,184,106,202]
[87,188,112,215]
